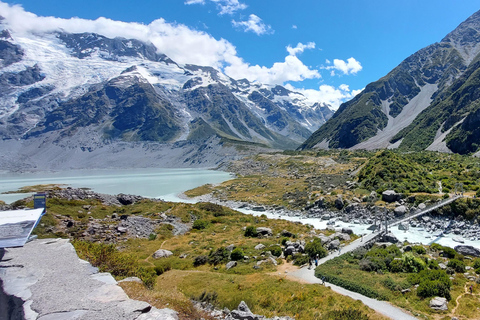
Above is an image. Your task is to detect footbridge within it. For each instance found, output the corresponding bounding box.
[389,195,461,229]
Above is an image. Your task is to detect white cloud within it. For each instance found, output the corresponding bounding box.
[224,41,319,84]
[286,84,363,110]
[184,0,205,4]
[325,57,363,75]
[232,14,273,35]
[185,0,247,15]
[286,42,315,56]
[292,25,297,29]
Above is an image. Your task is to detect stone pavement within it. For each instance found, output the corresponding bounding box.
[0,238,178,320]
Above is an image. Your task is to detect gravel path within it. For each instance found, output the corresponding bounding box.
[288,236,419,320]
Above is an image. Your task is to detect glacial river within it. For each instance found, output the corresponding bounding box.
[1,168,479,250]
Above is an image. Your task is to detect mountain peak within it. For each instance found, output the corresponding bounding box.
[442,10,480,64]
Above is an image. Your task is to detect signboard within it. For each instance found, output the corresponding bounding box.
[0,208,45,248]
[34,193,46,209]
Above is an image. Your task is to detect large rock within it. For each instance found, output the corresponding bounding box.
[341,227,353,235]
[334,197,344,210]
[256,227,272,236]
[394,205,407,216]
[254,243,266,250]
[152,249,173,259]
[382,190,401,203]
[429,296,448,310]
[226,261,237,270]
[454,245,480,257]
[328,239,340,250]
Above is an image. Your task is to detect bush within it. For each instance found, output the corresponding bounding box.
[428,259,439,270]
[417,280,451,300]
[305,238,328,259]
[402,253,426,273]
[447,259,466,273]
[441,246,457,259]
[193,219,209,230]
[208,247,230,266]
[193,255,208,267]
[198,202,226,216]
[244,226,257,237]
[280,237,290,246]
[269,246,282,257]
[389,259,404,273]
[473,258,480,269]
[412,245,426,255]
[230,248,244,261]
[148,233,157,241]
[293,253,309,266]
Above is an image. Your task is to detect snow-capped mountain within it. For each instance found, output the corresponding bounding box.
[0,23,333,170]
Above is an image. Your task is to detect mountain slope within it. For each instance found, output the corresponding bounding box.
[0,22,334,170]
[300,9,480,154]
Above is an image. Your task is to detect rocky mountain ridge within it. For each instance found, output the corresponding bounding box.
[300,9,480,155]
[0,23,333,171]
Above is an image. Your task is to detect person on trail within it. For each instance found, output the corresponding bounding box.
[308,258,312,269]
[315,258,318,267]
[470,285,473,294]
[338,247,341,255]
[321,276,326,285]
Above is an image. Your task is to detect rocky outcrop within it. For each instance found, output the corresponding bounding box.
[152,249,173,259]
[0,238,178,320]
[429,296,448,311]
[454,245,480,257]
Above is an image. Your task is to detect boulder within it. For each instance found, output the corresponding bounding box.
[381,233,398,243]
[231,301,256,320]
[280,230,293,237]
[255,243,266,250]
[429,296,448,311]
[418,203,427,210]
[341,227,353,235]
[226,261,237,270]
[382,190,401,203]
[334,232,351,241]
[152,249,173,259]
[256,227,272,236]
[394,205,407,216]
[335,197,344,210]
[284,246,296,257]
[454,245,480,257]
[328,239,340,250]
[398,222,409,231]
[226,244,236,251]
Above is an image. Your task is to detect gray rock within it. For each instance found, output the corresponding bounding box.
[256,227,272,236]
[454,245,480,257]
[280,230,293,237]
[118,277,143,284]
[137,307,179,320]
[328,239,340,250]
[418,203,426,210]
[429,296,448,310]
[255,243,266,250]
[226,261,237,270]
[341,227,353,235]
[226,244,236,251]
[394,205,407,216]
[398,222,409,231]
[335,197,344,210]
[382,190,401,203]
[152,249,173,259]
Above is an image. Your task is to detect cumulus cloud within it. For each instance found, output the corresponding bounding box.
[224,42,319,84]
[325,57,363,75]
[286,83,363,110]
[185,0,247,15]
[232,14,273,35]
[286,42,315,56]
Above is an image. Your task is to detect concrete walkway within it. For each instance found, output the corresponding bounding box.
[288,236,419,320]
[0,238,178,320]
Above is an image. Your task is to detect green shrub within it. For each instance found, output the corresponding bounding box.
[148,233,157,241]
[441,246,457,258]
[269,246,282,257]
[417,280,451,300]
[402,253,426,273]
[193,219,209,230]
[230,248,244,261]
[293,253,309,266]
[389,259,404,273]
[428,259,439,270]
[473,258,480,269]
[447,259,466,273]
[244,226,257,237]
[412,245,426,255]
[193,255,208,267]
[198,202,226,216]
[280,237,289,246]
[475,267,480,274]
[208,247,230,266]
[305,238,328,259]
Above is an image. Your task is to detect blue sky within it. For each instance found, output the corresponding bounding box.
[1,0,479,108]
